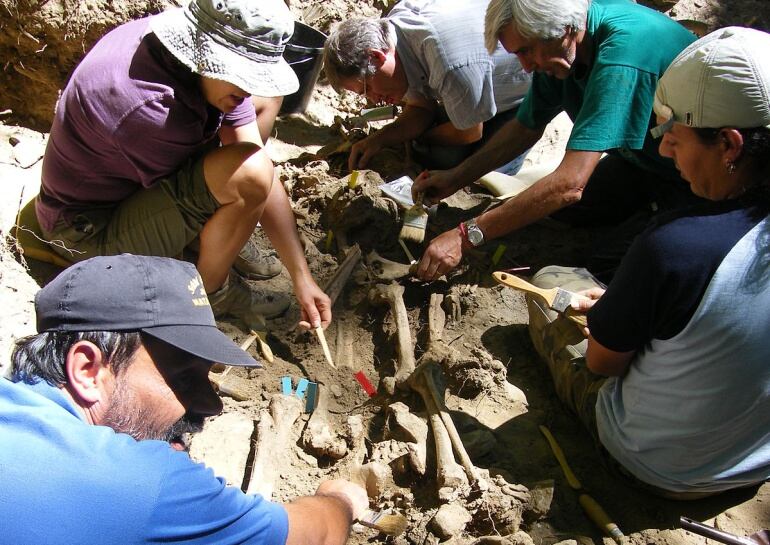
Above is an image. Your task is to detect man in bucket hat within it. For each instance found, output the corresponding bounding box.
[0,254,368,544]
[35,0,331,332]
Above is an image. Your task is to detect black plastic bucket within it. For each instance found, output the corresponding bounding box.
[280,22,327,114]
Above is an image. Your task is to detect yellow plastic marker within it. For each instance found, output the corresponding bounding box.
[491,243,507,266]
[348,170,360,189]
[324,230,334,252]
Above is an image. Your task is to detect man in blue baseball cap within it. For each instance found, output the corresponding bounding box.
[0,254,367,544]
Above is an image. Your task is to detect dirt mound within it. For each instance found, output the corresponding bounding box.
[0,0,173,130]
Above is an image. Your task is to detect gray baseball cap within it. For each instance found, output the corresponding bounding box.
[651,27,770,138]
[35,254,260,368]
[150,0,299,97]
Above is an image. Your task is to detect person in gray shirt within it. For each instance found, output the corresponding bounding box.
[323,0,531,173]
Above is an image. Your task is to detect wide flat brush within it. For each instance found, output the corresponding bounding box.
[399,192,428,243]
[357,509,408,536]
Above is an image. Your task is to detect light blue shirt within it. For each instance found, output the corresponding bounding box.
[597,217,770,492]
[388,0,530,130]
[0,378,289,544]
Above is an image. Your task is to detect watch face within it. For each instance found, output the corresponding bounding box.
[468,226,484,245]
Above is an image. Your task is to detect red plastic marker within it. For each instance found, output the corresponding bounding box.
[354,371,376,397]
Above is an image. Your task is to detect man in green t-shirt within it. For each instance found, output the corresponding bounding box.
[412,0,698,282]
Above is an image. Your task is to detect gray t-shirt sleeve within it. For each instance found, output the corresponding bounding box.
[437,62,497,130]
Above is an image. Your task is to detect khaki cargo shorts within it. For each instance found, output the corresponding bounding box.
[43,154,219,263]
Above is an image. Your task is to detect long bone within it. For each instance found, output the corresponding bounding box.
[246,393,303,499]
[419,294,485,488]
[409,363,468,497]
[302,385,348,459]
[368,282,415,388]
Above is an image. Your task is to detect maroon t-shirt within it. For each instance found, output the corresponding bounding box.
[38,17,256,231]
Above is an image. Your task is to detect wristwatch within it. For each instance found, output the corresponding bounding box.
[464,219,485,247]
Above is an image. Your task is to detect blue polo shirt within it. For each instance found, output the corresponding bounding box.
[0,377,289,545]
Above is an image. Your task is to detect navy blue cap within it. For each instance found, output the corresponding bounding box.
[35,254,260,367]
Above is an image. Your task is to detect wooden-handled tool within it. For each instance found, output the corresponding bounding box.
[315,325,336,368]
[540,425,624,544]
[492,271,588,328]
[357,509,408,536]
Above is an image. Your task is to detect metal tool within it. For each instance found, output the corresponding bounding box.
[681,517,770,545]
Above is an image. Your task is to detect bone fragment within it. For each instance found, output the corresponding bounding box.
[421,296,486,489]
[363,250,413,281]
[368,282,415,388]
[423,364,482,486]
[385,402,428,476]
[443,286,463,322]
[409,365,468,496]
[246,394,303,499]
[302,385,348,460]
[335,321,354,368]
[323,244,362,307]
[428,293,445,345]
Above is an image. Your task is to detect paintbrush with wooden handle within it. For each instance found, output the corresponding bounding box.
[493,271,588,328]
[357,509,408,536]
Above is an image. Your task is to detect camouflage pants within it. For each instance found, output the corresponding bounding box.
[526,266,606,440]
[527,266,720,500]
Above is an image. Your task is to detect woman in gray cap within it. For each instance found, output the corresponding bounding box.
[525,27,770,499]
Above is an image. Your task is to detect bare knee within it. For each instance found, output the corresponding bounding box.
[204,143,274,208]
[234,147,274,206]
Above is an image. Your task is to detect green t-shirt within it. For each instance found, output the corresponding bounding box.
[516,0,696,179]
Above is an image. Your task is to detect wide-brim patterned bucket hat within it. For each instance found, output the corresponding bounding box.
[150,0,299,97]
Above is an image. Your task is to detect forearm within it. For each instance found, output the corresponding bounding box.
[259,176,312,282]
[586,336,634,376]
[475,150,603,240]
[421,121,482,146]
[476,175,571,239]
[453,118,542,187]
[284,495,353,545]
[373,103,437,146]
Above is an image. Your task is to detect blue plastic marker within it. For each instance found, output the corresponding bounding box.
[295,378,309,400]
[305,382,318,412]
[281,376,292,396]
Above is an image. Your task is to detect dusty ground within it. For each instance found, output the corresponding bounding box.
[1,1,768,544]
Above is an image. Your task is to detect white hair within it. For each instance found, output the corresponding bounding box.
[485,0,591,53]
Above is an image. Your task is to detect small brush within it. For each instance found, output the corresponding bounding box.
[357,509,408,536]
[399,191,428,243]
